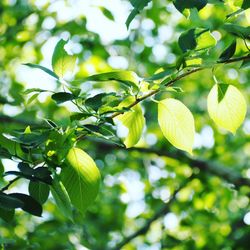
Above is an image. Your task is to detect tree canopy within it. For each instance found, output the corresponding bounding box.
[0,0,250,249]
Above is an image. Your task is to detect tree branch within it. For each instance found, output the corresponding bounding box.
[95,142,250,189]
[112,178,191,250]
[111,54,250,119]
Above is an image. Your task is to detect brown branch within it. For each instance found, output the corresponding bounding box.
[112,178,191,250]
[111,54,250,119]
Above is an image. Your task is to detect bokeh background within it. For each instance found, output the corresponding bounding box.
[0,0,250,249]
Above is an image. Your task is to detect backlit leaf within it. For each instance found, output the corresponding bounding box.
[52,39,76,79]
[207,84,247,134]
[115,97,145,148]
[61,148,101,213]
[158,98,195,154]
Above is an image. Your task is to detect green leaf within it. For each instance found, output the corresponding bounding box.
[52,39,77,79]
[241,57,250,68]
[24,63,59,80]
[196,30,217,50]
[0,207,14,222]
[23,88,48,94]
[9,193,42,216]
[144,67,176,81]
[242,0,250,9]
[115,97,145,148]
[29,181,50,204]
[0,146,12,159]
[219,40,237,61]
[50,177,73,220]
[61,148,101,213]
[207,84,246,134]
[126,0,152,28]
[178,29,197,52]
[222,24,250,39]
[51,92,75,104]
[158,98,195,154]
[85,71,139,90]
[0,193,24,210]
[100,7,115,21]
[174,0,207,14]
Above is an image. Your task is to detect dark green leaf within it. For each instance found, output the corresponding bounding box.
[100,7,115,21]
[126,0,152,28]
[0,193,24,210]
[70,112,91,122]
[24,63,59,80]
[178,29,197,52]
[219,40,237,61]
[174,0,207,13]
[9,193,42,216]
[0,146,12,159]
[242,0,250,9]
[51,92,75,104]
[29,181,50,204]
[18,162,34,175]
[0,207,14,222]
[241,57,250,68]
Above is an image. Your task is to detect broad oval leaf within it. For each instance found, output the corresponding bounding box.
[158,98,195,154]
[115,97,145,148]
[207,84,247,134]
[61,148,101,213]
[51,92,75,104]
[52,39,76,79]
[29,181,50,204]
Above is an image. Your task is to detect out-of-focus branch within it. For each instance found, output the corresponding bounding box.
[112,178,190,250]
[95,142,250,189]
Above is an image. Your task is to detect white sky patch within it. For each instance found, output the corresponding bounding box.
[163,212,179,230]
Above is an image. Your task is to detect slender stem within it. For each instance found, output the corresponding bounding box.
[111,54,250,119]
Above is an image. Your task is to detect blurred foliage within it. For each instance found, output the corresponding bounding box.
[0,0,250,249]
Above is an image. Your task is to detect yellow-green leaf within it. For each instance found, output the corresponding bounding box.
[115,97,145,148]
[158,98,195,154]
[61,148,101,213]
[196,30,217,50]
[52,39,76,79]
[207,84,247,134]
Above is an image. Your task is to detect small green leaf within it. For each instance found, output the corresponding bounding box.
[51,92,75,104]
[178,29,197,52]
[0,207,14,222]
[115,97,145,148]
[158,98,195,154]
[50,177,73,219]
[100,7,115,21]
[126,0,152,28]
[85,71,139,90]
[61,148,101,213]
[23,88,48,95]
[29,181,50,204]
[0,146,12,159]
[24,63,59,80]
[196,30,217,50]
[241,57,250,68]
[207,84,247,134]
[52,39,77,78]
[219,40,237,61]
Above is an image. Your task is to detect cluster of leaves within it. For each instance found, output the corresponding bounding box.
[0,2,249,247]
